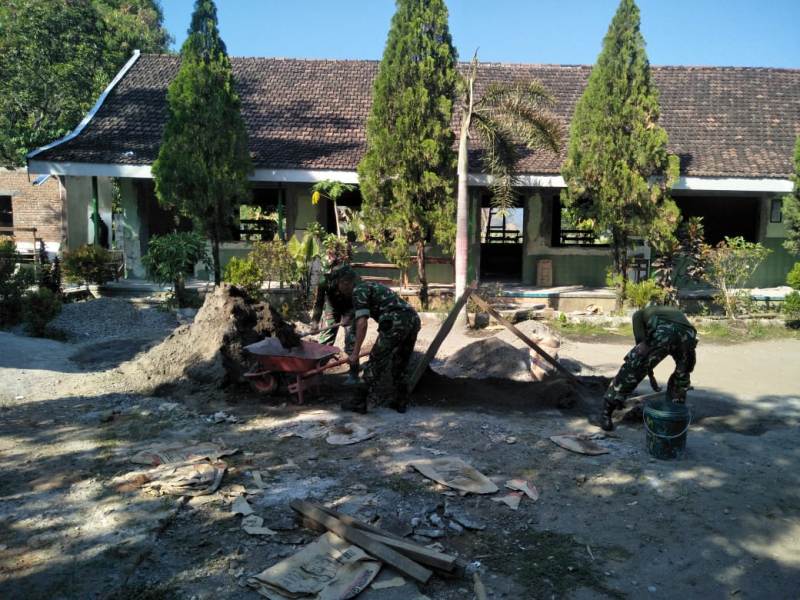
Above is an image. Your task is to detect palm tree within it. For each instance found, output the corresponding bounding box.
[454,53,562,300]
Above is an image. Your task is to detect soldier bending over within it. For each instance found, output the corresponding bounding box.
[600,304,697,431]
[336,271,420,414]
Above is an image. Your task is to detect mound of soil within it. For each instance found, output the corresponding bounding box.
[121,284,299,395]
[435,337,532,381]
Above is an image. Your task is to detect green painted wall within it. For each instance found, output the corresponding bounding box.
[749,237,796,288]
[522,253,612,287]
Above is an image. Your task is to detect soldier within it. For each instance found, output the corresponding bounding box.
[336,271,420,414]
[600,303,698,431]
[310,263,358,383]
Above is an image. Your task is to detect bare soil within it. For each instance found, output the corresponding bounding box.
[1,301,799,599]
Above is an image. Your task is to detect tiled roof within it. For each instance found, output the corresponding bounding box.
[34,54,800,179]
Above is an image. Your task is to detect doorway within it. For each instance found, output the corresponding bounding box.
[479,195,524,280]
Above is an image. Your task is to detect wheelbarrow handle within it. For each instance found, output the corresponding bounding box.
[301,350,370,378]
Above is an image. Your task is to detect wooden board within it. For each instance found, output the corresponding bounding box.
[406,286,474,393]
[317,505,456,572]
[290,499,433,583]
[469,293,580,385]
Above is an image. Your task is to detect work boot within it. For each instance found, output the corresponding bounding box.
[341,396,367,414]
[343,364,360,386]
[599,409,614,431]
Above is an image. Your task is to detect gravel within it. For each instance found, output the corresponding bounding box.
[50,298,178,342]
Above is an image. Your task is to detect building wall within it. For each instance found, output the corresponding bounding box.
[522,190,612,287]
[0,168,64,251]
[749,195,796,288]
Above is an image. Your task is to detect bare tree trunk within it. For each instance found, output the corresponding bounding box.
[211,231,221,286]
[611,230,628,313]
[417,240,428,310]
[455,93,473,300]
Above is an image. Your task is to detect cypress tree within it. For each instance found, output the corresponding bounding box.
[358,0,458,308]
[152,0,251,285]
[561,0,679,306]
[783,136,800,257]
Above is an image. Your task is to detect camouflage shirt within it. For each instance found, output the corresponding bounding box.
[632,305,694,344]
[311,265,355,321]
[352,281,415,322]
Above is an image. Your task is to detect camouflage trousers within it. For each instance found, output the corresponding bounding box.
[318,301,355,354]
[604,317,697,410]
[364,310,421,408]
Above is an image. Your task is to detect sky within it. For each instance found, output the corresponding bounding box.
[161,0,800,68]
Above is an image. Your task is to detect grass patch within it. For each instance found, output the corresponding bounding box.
[695,320,800,343]
[549,319,633,342]
[472,528,626,599]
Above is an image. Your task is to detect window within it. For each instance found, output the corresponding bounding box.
[770,198,783,223]
[0,196,12,229]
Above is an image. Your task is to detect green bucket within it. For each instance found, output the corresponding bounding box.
[643,398,691,460]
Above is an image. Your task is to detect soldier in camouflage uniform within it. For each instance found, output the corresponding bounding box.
[310,264,359,382]
[600,304,698,431]
[336,271,420,413]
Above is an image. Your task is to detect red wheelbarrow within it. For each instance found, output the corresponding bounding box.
[243,338,368,404]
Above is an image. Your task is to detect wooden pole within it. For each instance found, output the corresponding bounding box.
[469,292,580,384]
[407,286,474,393]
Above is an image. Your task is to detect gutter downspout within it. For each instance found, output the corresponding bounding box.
[26,50,142,167]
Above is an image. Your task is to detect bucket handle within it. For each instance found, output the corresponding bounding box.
[643,411,692,440]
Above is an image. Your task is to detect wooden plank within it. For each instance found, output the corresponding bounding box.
[316,505,456,572]
[406,286,474,393]
[290,499,433,583]
[469,293,580,385]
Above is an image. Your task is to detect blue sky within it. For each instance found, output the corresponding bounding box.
[161,0,799,68]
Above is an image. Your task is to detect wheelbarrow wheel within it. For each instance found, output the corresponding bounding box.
[249,373,277,394]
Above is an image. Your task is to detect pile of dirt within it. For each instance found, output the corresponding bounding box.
[121,284,299,395]
[435,337,532,381]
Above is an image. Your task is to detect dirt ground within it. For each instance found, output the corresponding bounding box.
[1,305,799,599]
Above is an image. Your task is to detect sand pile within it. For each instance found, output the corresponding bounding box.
[121,284,299,395]
[436,337,532,381]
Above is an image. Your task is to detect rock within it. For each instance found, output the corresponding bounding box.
[414,528,444,539]
[447,520,464,534]
[473,312,490,328]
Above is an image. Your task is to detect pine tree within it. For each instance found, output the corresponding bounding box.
[152,0,252,285]
[358,0,458,308]
[561,0,679,307]
[783,136,800,257]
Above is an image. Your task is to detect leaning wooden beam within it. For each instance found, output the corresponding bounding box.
[290,499,433,584]
[469,293,580,384]
[406,286,475,393]
[316,505,456,572]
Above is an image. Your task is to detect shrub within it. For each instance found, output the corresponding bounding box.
[0,238,33,326]
[22,288,62,336]
[787,262,800,290]
[63,244,113,287]
[141,232,209,307]
[702,236,771,319]
[250,240,295,289]
[223,256,263,297]
[784,291,800,324]
[625,279,667,309]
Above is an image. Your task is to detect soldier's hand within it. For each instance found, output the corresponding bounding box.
[648,371,661,392]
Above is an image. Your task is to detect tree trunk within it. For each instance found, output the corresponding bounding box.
[611,230,629,313]
[211,231,221,286]
[417,240,428,310]
[455,104,472,301]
